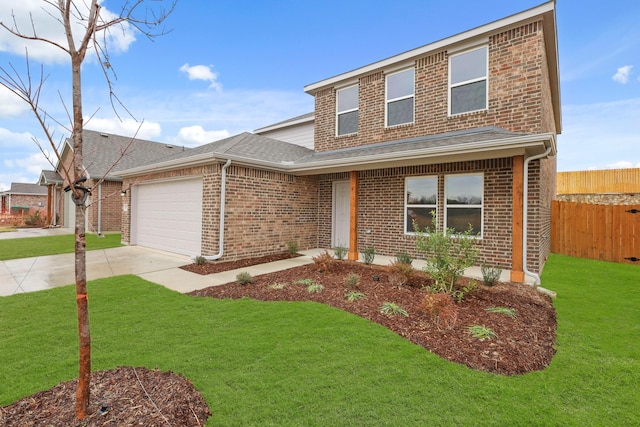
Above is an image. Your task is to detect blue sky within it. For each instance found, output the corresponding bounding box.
[1,0,639,191]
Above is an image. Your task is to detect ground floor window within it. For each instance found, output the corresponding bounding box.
[445,174,483,236]
[405,176,437,233]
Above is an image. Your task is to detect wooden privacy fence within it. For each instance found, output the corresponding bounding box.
[551,201,640,264]
[557,168,640,194]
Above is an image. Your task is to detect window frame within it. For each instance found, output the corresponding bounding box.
[404,176,438,235]
[444,173,484,238]
[336,84,359,136]
[385,68,415,127]
[448,45,488,116]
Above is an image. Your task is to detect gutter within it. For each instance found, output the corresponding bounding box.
[200,159,232,261]
[97,183,102,235]
[523,145,553,286]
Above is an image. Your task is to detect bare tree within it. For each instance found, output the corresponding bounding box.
[0,0,176,419]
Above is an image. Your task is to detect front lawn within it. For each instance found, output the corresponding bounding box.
[0,233,122,261]
[0,254,638,426]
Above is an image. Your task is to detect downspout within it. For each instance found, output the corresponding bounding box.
[523,145,552,286]
[201,159,232,261]
[97,183,102,235]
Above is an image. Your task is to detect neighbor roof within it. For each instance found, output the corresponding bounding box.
[254,112,314,133]
[7,182,48,195]
[60,130,190,181]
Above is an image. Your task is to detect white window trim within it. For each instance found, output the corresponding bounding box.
[448,45,488,117]
[404,176,437,235]
[444,173,484,238]
[336,84,359,137]
[385,68,415,128]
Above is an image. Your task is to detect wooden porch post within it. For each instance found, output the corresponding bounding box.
[348,171,359,261]
[46,185,54,227]
[511,155,525,282]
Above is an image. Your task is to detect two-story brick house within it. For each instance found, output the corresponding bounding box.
[117,1,560,283]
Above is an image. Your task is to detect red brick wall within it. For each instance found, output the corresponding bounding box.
[207,165,318,260]
[318,158,549,274]
[85,180,123,232]
[314,21,550,152]
[122,164,319,261]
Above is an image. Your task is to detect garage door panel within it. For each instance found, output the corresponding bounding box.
[134,178,203,256]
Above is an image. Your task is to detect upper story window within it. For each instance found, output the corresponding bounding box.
[449,46,488,115]
[386,68,414,127]
[336,85,359,136]
[445,174,483,236]
[405,176,437,234]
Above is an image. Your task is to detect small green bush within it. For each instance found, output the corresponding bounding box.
[466,325,497,340]
[333,246,347,260]
[236,272,253,285]
[453,280,478,303]
[344,273,361,289]
[395,251,413,265]
[268,282,289,290]
[295,279,316,286]
[194,255,207,266]
[345,291,366,302]
[379,302,408,317]
[286,241,299,255]
[481,264,502,286]
[363,246,375,265]
[307,283,324,293]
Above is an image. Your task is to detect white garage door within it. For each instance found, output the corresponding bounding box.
[133,178,203,256]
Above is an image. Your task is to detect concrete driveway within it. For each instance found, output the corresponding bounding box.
[0,245,218,297]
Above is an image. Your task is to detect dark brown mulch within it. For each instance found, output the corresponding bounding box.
[189,260,557,376]
[1,367,211,427]
[181,252,300,274]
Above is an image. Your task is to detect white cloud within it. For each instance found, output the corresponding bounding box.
[0,127,34,147]
[13,151,54,176]
[174,126,229,147]
[85,117,162,140]
[612,65,633,84]
[605,160,640,169]
[558,98,640,171]
[179,64,222,91]
[0,2,137,64]
[0,86,30,117]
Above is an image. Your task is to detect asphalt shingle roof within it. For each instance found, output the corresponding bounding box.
[8,182,48,195]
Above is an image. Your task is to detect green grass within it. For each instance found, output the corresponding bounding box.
[1,254,639,426]
[0,233,122,260]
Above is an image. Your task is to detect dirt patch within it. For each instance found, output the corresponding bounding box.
[181,252,300,274]
[189,260,557,376]
[1,367,210,426]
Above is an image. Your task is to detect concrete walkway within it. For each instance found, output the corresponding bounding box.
[0,228,526,297]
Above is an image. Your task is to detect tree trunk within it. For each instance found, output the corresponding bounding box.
[71,52,91,420]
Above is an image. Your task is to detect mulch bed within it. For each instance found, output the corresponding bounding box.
[180,252,300,274]
[1,367,210,426]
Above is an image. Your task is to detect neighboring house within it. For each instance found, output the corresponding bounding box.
[0,182,48,217]
[117,1,560,284]
[556,168,640,205]
[39,130,187,233]
[254,112,315,149]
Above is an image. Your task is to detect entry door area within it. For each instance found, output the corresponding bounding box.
[332,181,350,248]
[132,177,203,256]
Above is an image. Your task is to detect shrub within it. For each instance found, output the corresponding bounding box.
[24,210,45,227]
[363,246,375,265]
[333,246,347,260]
[312,251,334,272]
[387,261,415,286]
[344,273,360,289]
[395,251,413,265]
[379,302,408,317]
[345,291,366,302]
[420,292,458,329]
[453,280,478,303]
[481,264,502,286]
[286,241,299,255]
[414,219,479,296]
[294,278,316,286]
[194,255,207,266]
[306,283,324,293]
[236,272,253,285]
[466,325,497,340]
[486,306,517,318]
[268,282,289,290]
